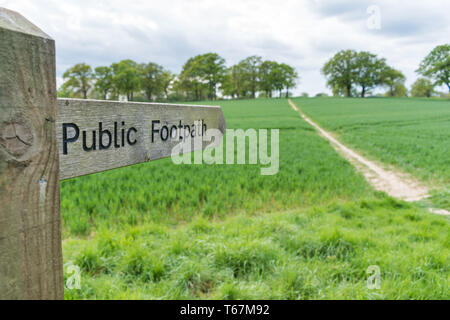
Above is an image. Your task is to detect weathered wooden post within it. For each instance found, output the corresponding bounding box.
[0,8,63,299]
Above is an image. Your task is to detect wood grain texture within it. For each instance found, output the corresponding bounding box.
[0,8,63,300]
[57,99,226,180]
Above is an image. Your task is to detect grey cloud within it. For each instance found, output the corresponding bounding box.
[310,0,450,39]
[375,12,449,38]
[309,0,373,20]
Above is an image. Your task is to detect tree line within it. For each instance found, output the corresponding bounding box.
[321,44,449,98]
[60,44,448,101]
[59,53,298,102]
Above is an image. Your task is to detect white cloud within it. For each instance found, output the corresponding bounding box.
[0,0,448,95]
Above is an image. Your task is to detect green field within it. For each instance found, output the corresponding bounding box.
[61,99,373,236]
[62,98,449,300]
[292,97,450,209]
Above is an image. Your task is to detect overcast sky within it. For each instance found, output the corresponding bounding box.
[1,0,449,95]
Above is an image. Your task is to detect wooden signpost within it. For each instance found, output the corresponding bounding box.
[57,99,225,180]
[0,8,225,300]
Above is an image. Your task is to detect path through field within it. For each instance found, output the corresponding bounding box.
[288,99,449,215]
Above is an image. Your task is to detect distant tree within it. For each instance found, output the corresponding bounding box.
[381,67,406,97]
[331,84,346,97]
[315,93,329,97]
[324,50,404,98]
[411,78,434,97]
[221,71,233,99]
[384,82,407,97]
[222,64,246,99]
[62,63,93,99]
[179,53,226,100]
[354,52,386,98]
[270,63,286,98]
[417,44,450,93]
[200,53,227,100]
[111,60,141,101]
[169,78,185,102]
[280,63,298,98]
[259,60,278,98]
[322,50,358,97]
[140,62,164,101]
[301,92,309,98]
[179,57,208,101]
[94,66,114,99]
[265,63,298,98]
[160,70,174,100]
[221,58,296,99]
[57,86,73,98]
[239,56,262,98]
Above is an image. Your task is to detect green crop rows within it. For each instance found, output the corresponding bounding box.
[293,97,450,209]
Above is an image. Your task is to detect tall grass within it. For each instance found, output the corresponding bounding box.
[64,198,449,299]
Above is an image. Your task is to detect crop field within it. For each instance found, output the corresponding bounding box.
[61,98,449,300]
[292,97,450,210]
[61,99,373,236]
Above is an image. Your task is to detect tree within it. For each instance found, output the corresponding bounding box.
[417,44,450,93]
[179,53,226,101]
[264,62,298,98]
[179,57,207,101]
[221,68,236,99]
[111,60,141,101]
[239,56,262,98]
[324,50,403,98]
[354,52,386,98]
[331,84,346,97]
[222,64,246,99]
[381,67,406,97]
[94,66,114,99]
[57,86,73,98]
[322,50,358,97]
[411,78,434,97]
[384,82,407,97]
[140,62,164,101]
[198,53,227,100]
[169,78,185,102]
[259,60,278,98]
[62,63,93,99]
[160,71,174,100]
[271,63,286,98]
[280,63,298,98]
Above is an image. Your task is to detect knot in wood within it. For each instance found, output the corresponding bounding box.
[0,122,33,157]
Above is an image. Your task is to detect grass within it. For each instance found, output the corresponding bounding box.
[64,197,449,299]
[62,97,449,300]
[292,97,450,209]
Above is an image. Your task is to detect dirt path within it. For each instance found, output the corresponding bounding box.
[288,99,449,215]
